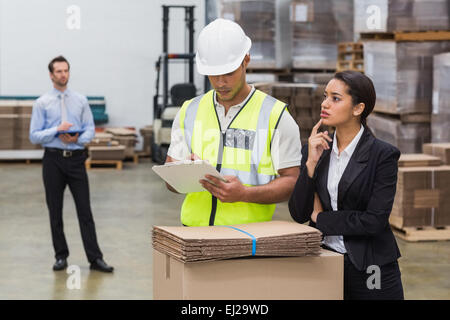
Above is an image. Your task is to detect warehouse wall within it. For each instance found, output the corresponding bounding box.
[0,0,205,132]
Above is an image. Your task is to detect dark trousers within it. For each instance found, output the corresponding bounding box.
[344,254,404,300]
[42,149,103,263]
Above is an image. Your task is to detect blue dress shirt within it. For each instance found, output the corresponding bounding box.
[29,88,95,150]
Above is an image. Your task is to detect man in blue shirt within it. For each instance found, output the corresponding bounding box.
[30,56,113,273]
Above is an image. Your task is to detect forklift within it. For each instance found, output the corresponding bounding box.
[152,5,197,164]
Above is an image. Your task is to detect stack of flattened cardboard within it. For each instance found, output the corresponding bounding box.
[87,133,115,147]
[423,143,450,165]
[0,99,40,150]
[87,132,125,160]
[398,154,441,167]
[363,41,450,153]
[391,152,450,229]
[105,128,137,158]
[152,220,322,263]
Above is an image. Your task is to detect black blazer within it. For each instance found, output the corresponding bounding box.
[288,128,401,271]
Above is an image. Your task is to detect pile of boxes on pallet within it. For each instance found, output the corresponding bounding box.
[219,0,291,69]
[0,99,40,150]
[391,143,450,239]
[86,133,125,161]
[105,128,138,159]
[290,0,353,70]
[356,0,450,153]
[86,128,137,161]
[152,221,343,300]
[336,42,364,73]
[255,82,327,145]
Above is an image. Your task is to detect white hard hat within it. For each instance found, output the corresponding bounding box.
[196,18,252,76]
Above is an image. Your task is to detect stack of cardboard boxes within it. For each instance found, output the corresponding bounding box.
[356,0,450,153]
[290,0,353,70]
[105,128,138,159]
[219,0,292,69]
[423,143,450,165]
[86,133,126,161]
[390,150,450,240]
[0,99,40,150]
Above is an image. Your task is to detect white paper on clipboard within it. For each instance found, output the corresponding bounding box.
[152,160,227,194]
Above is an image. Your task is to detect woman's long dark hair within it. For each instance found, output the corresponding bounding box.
[333,71,376,128]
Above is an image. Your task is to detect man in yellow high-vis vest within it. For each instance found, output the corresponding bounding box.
[165,19,302,226]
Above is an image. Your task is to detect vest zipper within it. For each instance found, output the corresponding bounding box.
[208,132,225,226]
[208,90,256,226]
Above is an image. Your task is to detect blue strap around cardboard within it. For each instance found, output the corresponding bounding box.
[223,226,257,256]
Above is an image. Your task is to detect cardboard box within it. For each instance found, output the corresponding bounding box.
[363,40,450,115]
[14,114,40,150]
[367,113,430,153]
[88,145,126,160]
[398,154,442,167]
[220,0,292,69]
[423,143,450,165]
[291,0,353,69]
[391,166,450,228]
[0,115,17,149]
[153,248,343,300]
[140,125,153,156]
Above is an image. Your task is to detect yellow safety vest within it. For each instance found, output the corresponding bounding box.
[179,89,287,226]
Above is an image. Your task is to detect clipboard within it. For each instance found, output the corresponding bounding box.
[55,130,84,137]
[152,160,227,194]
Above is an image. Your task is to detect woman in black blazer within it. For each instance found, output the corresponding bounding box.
[289,71,404,300]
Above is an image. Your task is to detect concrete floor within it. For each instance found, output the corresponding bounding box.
[0,159,448,300]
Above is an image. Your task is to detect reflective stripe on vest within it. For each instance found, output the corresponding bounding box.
[182,91,283,186]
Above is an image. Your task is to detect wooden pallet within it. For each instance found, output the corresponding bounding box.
[85,158,123,170]
[392,225,450,242]
[338,42,363,52]
[0,150,44,164]
[338,51,363,61]
[124,154,139,164]
[0,159,40,164]
[360,30,450,42]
